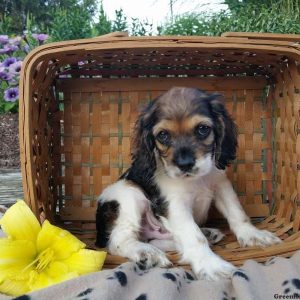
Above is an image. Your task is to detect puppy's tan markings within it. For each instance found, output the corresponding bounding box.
[153,120,178,136]
[181,115,212,134]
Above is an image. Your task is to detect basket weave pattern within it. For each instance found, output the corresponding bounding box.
[19,32,300,268]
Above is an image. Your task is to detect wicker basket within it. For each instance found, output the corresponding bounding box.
[19,32,300,268]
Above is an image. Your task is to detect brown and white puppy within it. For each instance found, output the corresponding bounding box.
[96,87,281,280]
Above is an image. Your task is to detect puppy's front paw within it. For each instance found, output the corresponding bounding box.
[192,253,236,281]
[132,243,172,269]
[236,224,282,247]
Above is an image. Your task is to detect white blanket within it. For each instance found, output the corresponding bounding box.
[2,251,300,300]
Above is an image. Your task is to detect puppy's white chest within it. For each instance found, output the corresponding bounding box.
[192,180,214,225]
[156,174,214,225]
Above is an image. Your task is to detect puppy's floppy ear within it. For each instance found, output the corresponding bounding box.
[131,100,158,171]
[209,94,238,170]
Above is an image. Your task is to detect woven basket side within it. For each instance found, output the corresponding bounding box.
[18,33,300,267]
[273,61,300,232]
[19,35,300,225]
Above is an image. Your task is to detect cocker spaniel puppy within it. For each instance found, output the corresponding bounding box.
[96,87,281,280]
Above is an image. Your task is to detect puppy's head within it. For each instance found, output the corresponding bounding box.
[132,87,237,179]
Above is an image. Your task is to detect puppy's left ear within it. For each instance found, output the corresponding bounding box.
[131,100,158,171]
[209,95,238,170]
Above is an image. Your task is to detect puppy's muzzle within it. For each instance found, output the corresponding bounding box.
[173,147,196,172]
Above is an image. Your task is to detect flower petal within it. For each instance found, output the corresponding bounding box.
[45,261,69,278]
[37,221,85,260]
[63,249,106,275]
[29,267,78,292]
[0,200,41,242]
[45,261,78,284]
[0,239,36,281]
[29,270,54,291]
[0,277,30,296]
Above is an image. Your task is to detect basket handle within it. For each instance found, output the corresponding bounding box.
[92,31,129,40]
[222,32,300,42]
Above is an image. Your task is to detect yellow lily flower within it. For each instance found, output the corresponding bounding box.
[0,201,106,296]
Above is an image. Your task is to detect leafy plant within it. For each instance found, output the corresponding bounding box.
[94,1,112,36]
[112,9,128,32]
[0,0,97,35]
[0,33,49,113]
[49,7,93,42]
[131,18,153,36]
[0,14,14,35]
[163,1,300,36]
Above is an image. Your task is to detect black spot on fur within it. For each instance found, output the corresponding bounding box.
[233,271,249,281]
[12,296,31,300]
[283,280,289,286]
[185,271,195,281]
[77,288,93,297]
[114,271,127,286]
[163,272,177,282]
[95,200,119,248]
[135,294,147,300]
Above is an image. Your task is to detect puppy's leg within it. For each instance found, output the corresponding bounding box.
[214,172,281,247]
[96,180,171,268]
[149,239,176,251]
[161,198,236,281]
[150,228,224,251]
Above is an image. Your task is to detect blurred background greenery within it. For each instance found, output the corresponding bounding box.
[1,0,300,113]
[1,0,300,40]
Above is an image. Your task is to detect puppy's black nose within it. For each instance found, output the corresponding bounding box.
[173,148,195,172]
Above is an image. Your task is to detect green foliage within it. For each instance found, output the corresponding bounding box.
[131,18,153,36]
[94,1,112,36]
[163,1,300,36]
[112,9,128,32]
[49,7,93,42]
[94,6,154,37]
[0,95,18,113]
[0,14,14,35]
[0,0,97,35]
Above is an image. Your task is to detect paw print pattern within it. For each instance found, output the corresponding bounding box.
[282,278,300,296]
[162,271,183,292]
[135,294,147,300]
[106,271,128,286]
[232,269,249,281]
[221,291,236,300]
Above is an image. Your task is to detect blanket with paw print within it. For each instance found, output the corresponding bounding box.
[1,251,300,300]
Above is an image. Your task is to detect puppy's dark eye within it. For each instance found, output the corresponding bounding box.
[195,125,211,139]
[156,130,171,145]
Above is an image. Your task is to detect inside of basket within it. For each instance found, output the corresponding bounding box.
[29,44,299,254]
